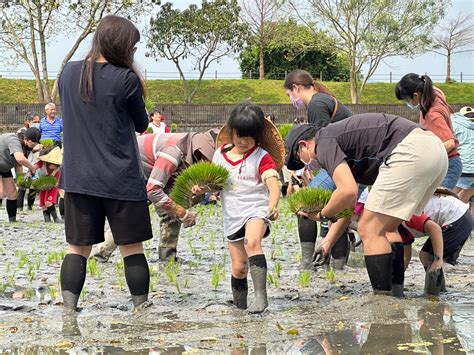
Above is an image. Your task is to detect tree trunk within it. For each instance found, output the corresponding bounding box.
[349,68,359,104]
[445,50,451,83]
[36,4,51,103]
[259,45,265,80]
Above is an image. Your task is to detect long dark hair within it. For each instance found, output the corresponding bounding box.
[283,69,334,97]
[395,73,437,118]
[227,102,265,144]
[80,15,145,102]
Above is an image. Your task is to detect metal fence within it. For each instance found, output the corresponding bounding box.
[1,103,472,133]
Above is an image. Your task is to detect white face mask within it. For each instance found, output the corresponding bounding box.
[406,101,420,110]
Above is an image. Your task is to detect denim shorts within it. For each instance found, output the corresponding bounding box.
[441,156,463,190]
[309,168,366,197]
[456,175,474,189]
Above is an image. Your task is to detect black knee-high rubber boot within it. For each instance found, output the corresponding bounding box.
[231,276,248,309]
[58,197,65,219]
[247,254,268,314]
[391,242,405,297]
[331,230,350,270]
[48,205,62,223]
[43,209,51,222]
[124,254,150,308]
[298,216,317,270]
[364,253,393,295]
[6,199,17,222]
[27,190,36,210]
[17,188,26,210]
[60,254,87,311]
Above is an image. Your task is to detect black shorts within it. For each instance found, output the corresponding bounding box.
[226,219,270,242]
[64,192,153,246]
[421,211,472,265]
[0,170,13,178]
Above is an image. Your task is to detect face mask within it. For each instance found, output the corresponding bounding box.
[290,94,305,110]
[32,123,40,128]
[406,101,419,110]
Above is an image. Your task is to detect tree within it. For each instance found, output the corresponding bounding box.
[432,13,474,83]
[240,0,284,80]
[0,1,149,103]
[146,0,248,103]
[239,19,350,81]
[290,0,448,103]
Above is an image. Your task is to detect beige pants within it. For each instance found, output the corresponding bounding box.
[365,129,448,220]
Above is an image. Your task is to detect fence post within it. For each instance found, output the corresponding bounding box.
[319,71,323,81]
[215,70,217,80]
[460,72,463,83]
[285,70,287,79]
[390,72,392,83]
[249,70,252,79]
[145,69,147,81]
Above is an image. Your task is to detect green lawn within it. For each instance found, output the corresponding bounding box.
[1,78,473,104]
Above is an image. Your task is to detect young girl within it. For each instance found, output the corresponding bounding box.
[211,103,284,314]
[148,110,170,134]
[36,147,62,223]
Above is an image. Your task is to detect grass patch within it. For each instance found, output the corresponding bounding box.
[1,78,473,104]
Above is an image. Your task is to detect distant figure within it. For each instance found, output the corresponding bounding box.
[39,103,63,148]
[148,110,170,134]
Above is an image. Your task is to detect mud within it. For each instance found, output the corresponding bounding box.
[0,202,473,353]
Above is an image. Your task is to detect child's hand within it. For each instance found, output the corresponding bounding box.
[266,206,279,221]
[191,184,210,196]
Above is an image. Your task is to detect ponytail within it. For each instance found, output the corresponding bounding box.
[396,73,435,118]
[284,69,336,97]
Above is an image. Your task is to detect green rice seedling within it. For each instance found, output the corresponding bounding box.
[16,251,29,269]
[0,283,8,293]
[144,97,155,112]
[325,268,336,284]
[187,239,198,258]
[278,124,293,140]
[210,263,225,291]
[24,288,35,300]
[48,285,57,301]
[165,258,181,294]
[27,264,36,282]
[267,273,279,289]
[170,161,229,209]
[40,139,54,150]
[287,188,352,219]
[80,288,87,302]
[170,123,179,132]
[16,174,32,189]
[146,127,153,134]
[298,271,311,288]
[31,176,57,191]
[87,258,98,277]
[118,276,124,291]
[274,262,282,278]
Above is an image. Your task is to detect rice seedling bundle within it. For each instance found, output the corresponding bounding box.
[40,139,55,150]
[287,188,352,219]
[16,174,32,189]
[31,175,57,191]
[278,124,293,140]
[170,161,229,208]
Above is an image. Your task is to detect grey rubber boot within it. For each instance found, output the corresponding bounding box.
[300,242,315,270]
[392,283,405,298]
[247,255,268,314]
[48,206,63,223]
[158,247,177,261]
[62,290,80,311]
[43,210,51,223]
[231,276,248,309]
[93,229,117,262]
[424,268,445,296]
[332,258,346,270]
[131,294,149,308]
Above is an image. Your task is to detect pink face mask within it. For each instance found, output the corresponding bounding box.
[290,94,305,110]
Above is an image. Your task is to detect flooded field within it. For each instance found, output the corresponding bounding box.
[0,202,473,354]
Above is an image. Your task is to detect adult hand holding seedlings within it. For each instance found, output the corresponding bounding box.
[312,244,330,267]
[191,184,211,196]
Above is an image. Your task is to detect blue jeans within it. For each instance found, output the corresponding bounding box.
[309,169,366,197]
[441,156,462,190]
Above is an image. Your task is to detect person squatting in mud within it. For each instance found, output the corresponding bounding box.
[285,113,448,296]
[283,69,355,271]
[92,129,218,262]
[58,15,153,311]
[193,102,284,314]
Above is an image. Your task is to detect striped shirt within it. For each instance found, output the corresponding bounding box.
[39,117,63,142]
[137,133,195,211]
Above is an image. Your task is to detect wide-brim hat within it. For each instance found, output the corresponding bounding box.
[216,118,285,171]
[191,129,220,162]
[38,147,62,165]
[459,106,474,119]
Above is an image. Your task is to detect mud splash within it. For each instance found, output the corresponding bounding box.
[0,204,473,353]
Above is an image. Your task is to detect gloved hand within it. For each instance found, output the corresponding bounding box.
[312,245,330,267]
[179,210,197,228]
[266,206,279,221]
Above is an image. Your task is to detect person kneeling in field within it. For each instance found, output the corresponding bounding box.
[93,129,218,262]
[399,189,472,295]
[36,147,63,223]
[285,113,448,296]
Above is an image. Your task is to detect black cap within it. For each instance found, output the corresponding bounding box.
[24,127,41,143]
[285,124,317,170]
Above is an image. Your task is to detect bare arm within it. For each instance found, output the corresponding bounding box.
[13,152,36,173]
[265,175,280,211]
[424,220,444,269]
[443,139,456,154]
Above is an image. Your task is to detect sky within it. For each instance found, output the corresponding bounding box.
[0,0,473,83]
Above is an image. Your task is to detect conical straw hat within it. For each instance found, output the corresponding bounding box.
[38,147,63,165]
[216,117,285,171]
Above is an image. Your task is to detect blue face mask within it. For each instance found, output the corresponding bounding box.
[290,94,305,110]
[406,101,420,110]
[32,123,40,128]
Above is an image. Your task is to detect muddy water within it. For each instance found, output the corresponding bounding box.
[0,203,473,354]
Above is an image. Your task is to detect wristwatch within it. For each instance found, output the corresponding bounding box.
[317,211,338,223]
